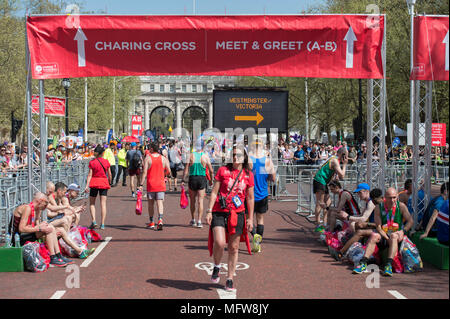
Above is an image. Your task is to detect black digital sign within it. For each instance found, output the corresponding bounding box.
[213,88,288,132]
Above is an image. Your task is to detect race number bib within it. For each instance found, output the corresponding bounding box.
[232,195,243,209]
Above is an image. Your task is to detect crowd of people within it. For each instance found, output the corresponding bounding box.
[2,135,449,292]
[310,144,449,276]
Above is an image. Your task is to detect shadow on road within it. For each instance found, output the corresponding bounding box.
[146,278,222,291]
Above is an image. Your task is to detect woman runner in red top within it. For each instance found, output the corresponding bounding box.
[139,142,171,230]
[206,146,254,292]
[84,145,111,230]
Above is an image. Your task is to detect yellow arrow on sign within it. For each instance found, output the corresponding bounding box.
[235,112,264,125]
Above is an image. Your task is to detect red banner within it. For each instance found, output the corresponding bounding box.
[411,16,449,81]
[26,15,384,80]
[432,123,447,146]
[31,95,66,117]
[131,115,143,137]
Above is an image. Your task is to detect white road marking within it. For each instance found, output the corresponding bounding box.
[80,236,112,268]
[388,290,407,299]
[50,290,66,299]
[217,288,237,299]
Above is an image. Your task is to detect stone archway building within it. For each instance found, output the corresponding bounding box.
[135,76,237,135]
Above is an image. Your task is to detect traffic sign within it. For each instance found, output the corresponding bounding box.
[213,89,288,132]
[131,115,143,137]
[432,123,447,146]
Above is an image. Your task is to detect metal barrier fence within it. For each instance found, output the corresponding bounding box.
[0,160,90,243]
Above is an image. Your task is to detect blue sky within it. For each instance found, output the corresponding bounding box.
[67,0,325,15]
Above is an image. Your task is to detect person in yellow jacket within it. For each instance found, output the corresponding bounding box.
[103,142,117,186]
[115,143,128,186]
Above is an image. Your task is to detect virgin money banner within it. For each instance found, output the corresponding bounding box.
[31,95,66,116]
[411,15,449,81]
[26,15,384,80]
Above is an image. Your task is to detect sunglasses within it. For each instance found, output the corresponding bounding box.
[385,196,397,199]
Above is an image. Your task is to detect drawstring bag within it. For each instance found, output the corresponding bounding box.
[23,242,48,272]
[180,185,189,209]
[136,189,143,215]
[400,236,423,272]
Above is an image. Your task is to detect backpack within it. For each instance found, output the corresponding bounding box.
[130,151,142,170]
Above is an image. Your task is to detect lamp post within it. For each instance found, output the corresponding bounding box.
[62,78,71,134]
[406,0,416,125]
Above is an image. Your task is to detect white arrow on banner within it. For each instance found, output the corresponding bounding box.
[74,27,87,67]
[443,30,449,72]
[344,26,357,69]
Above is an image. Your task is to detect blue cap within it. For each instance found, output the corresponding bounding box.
[354,183,370,193]
[131,142,137,147]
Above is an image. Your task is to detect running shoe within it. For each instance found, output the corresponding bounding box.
[252,234,262,253]
[383,264,393,277]
[60,255,75,265]
[352,262,367,274]
[328,246,343,261]
[100,224,105,230]
[147,222,155,229]
[314,225,325,233]
[132,192,135,198]
[196,221,203,228]
[211,266,220,283]
[157,219,163,231]
[49,257,68,268]
[189,219,196,227]
[78,249,91,259]
[225,279,236,292]
[89,222,98,230]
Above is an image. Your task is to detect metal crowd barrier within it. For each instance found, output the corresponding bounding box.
[0,160,90,243]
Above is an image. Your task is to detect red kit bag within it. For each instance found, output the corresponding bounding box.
[180,185,189,209]
[136,189,143,215]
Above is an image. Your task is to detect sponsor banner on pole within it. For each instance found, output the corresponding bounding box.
[31,95,66,116]
[411,15,449,81]
[26,15,384,80]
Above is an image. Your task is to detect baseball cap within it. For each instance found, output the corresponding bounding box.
[68,183,80,192]
[131,142,137,147]
[354,183,370,193]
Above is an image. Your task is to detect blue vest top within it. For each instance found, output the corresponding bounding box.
[250,156,269,201]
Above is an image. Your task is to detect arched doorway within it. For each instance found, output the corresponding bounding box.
[182,106,207,135]
[150,106,174,138]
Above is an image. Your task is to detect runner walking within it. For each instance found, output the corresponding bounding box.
[312,147,348,232]
[182,143,213,228]
[206,146,254,292]
[126,142,143,198]
[248,139,276,253]
[140,142,171,230]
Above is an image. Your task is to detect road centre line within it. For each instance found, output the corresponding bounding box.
[80,236,112,268]
[388,290,407,299]
[216,289,237,299]
[50,290,66,299]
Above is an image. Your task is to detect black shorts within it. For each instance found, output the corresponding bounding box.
[211,212,245,236]
[47,213,65,223]
[376,236,390,251]
[254,196,269,214]
[170,167,178,178]
[189,175,207,191]
[90,188,108,197]
[19,233,38,246]
[313,179,329,194]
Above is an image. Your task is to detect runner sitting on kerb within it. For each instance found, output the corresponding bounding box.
[312,146,348,233]
[353,187,413,276]
[328,186,384,261]
[12,192,72,267]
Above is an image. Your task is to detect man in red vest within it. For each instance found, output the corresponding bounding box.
[139,142,171,231]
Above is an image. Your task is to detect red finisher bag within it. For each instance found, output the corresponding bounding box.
[88,229,102,242]
[39,243,51,268]
[136,189,143,215]
[205,168,211,182]
[180,185,189,209]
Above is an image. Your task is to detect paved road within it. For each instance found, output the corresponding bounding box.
[0,184,448,300]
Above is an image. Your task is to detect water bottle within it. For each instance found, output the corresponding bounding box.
[4,233,12,248]
[14,233,20,248]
